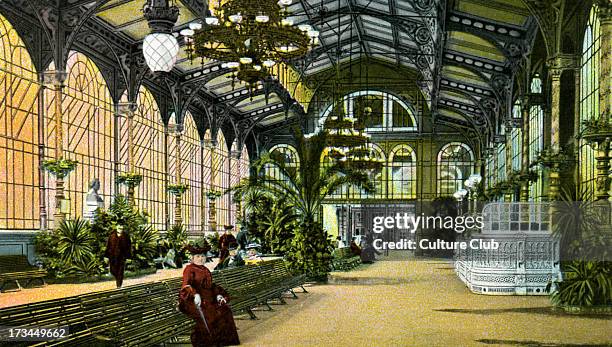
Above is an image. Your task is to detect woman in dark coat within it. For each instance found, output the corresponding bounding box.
[179,244,240,347]
[218,226,237,265]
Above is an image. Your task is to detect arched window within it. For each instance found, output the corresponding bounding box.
[437,143,474,195]
[318,90,417,133]
[0,14,40,229]
[119,86,165,229]
[511,101,522,172]
[46,51,114,223]
[181,112,202,233]
[389,145,416,199]
[580,5,600,195]
[529,74,544,201]
[268,144,299,181]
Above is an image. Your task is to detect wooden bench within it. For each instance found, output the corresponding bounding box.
[331,248,362,271]
[77,281,192,346]
[210,259,307,319]
[0,255,47,292]
[0,296,94,346]
[0,259,307,345]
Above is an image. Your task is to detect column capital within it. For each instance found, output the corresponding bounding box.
[168,123,184,136]
[117,102,138,118]
[40,70,67,87]
[546,54,579,75]
[520,94,530,107]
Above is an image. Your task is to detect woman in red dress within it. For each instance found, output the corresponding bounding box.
[179,244,240,346]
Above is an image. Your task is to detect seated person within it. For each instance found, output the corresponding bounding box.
[179,244,240,346]
[336,236,345,248]
[360,234,381,263]
[349,237,362,257]
[215,246,244,270]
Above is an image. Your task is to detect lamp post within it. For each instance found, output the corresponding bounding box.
[453,189,468,215]
[464,174,482,213]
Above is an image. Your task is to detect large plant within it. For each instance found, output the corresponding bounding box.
[550,261,611,307]
[547,188,612,307]
[34,218,104,277]
[237,129,373,224]
[285,221,335,279]
[245,194,299,254]
[233,129,373,275]
[129,224,159,269]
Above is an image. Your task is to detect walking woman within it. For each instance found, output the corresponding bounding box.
[179,244,240,346]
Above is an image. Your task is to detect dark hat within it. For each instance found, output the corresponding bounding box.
[246,243,261,250]
[224,225,234,230]
[185,241,211,255]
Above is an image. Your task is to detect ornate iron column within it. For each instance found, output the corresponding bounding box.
[505,124,514,202]
[546,55,578,200]
[118,102,138,205]
[37,74,48,230]
[200,140,207,235]
[42,70,68,223]
[208,139,217,233]
[595,1,612,200]
[171,124,184,226]
[520,96,530,201]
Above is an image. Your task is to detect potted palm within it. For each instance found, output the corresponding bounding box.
[231,129,374,281]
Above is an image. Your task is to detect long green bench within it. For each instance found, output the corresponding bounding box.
[0,255,47,292]
[211,259,307,319]
[0,259,307,345]
[331,247,361,271]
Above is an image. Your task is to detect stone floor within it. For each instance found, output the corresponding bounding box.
[2,253,611,346]
[231,253,611,346]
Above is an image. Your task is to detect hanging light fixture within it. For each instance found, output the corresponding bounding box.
[183,0,317,90]
[143,0,180,73]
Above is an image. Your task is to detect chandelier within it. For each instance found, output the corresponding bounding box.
[322,98,383,172]
[182,0,318,89]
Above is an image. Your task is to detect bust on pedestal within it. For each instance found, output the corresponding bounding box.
[84,178,104,221]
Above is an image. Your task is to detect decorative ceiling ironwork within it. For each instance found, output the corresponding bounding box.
[0,0,545,137]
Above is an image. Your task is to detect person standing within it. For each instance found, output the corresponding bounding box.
[235,224,248,251]
[105,223,132,288]
[179,244,240,346]
[218,225,237,265]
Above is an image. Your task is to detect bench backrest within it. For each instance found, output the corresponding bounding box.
[0,255,36,273]
[0,296,87,337]
[79,282,175,334]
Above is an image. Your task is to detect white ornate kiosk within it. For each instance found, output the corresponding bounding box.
[455,203,561,295]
